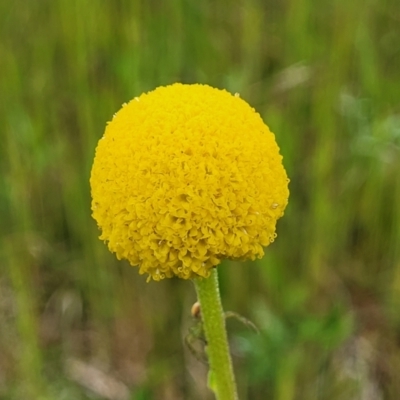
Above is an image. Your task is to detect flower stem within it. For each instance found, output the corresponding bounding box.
[194,268,238,400]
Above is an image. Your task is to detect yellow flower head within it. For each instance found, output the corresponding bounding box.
[90,83,289,281]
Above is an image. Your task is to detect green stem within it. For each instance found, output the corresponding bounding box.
[194,268,238,400]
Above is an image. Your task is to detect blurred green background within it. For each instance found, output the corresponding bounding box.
[1,0,400,399]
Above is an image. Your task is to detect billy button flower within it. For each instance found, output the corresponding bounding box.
[90,83,289,400]
[90,83,289,282]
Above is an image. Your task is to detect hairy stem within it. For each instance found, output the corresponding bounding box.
[194,268,238,400]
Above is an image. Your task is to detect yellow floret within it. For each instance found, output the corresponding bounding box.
[90,83,289,281]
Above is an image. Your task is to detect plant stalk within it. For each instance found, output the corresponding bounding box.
[194,268,238,400]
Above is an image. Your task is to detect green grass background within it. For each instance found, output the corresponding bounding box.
[1,0,400,399]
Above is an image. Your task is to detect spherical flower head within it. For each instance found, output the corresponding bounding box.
[90,83,289,281]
